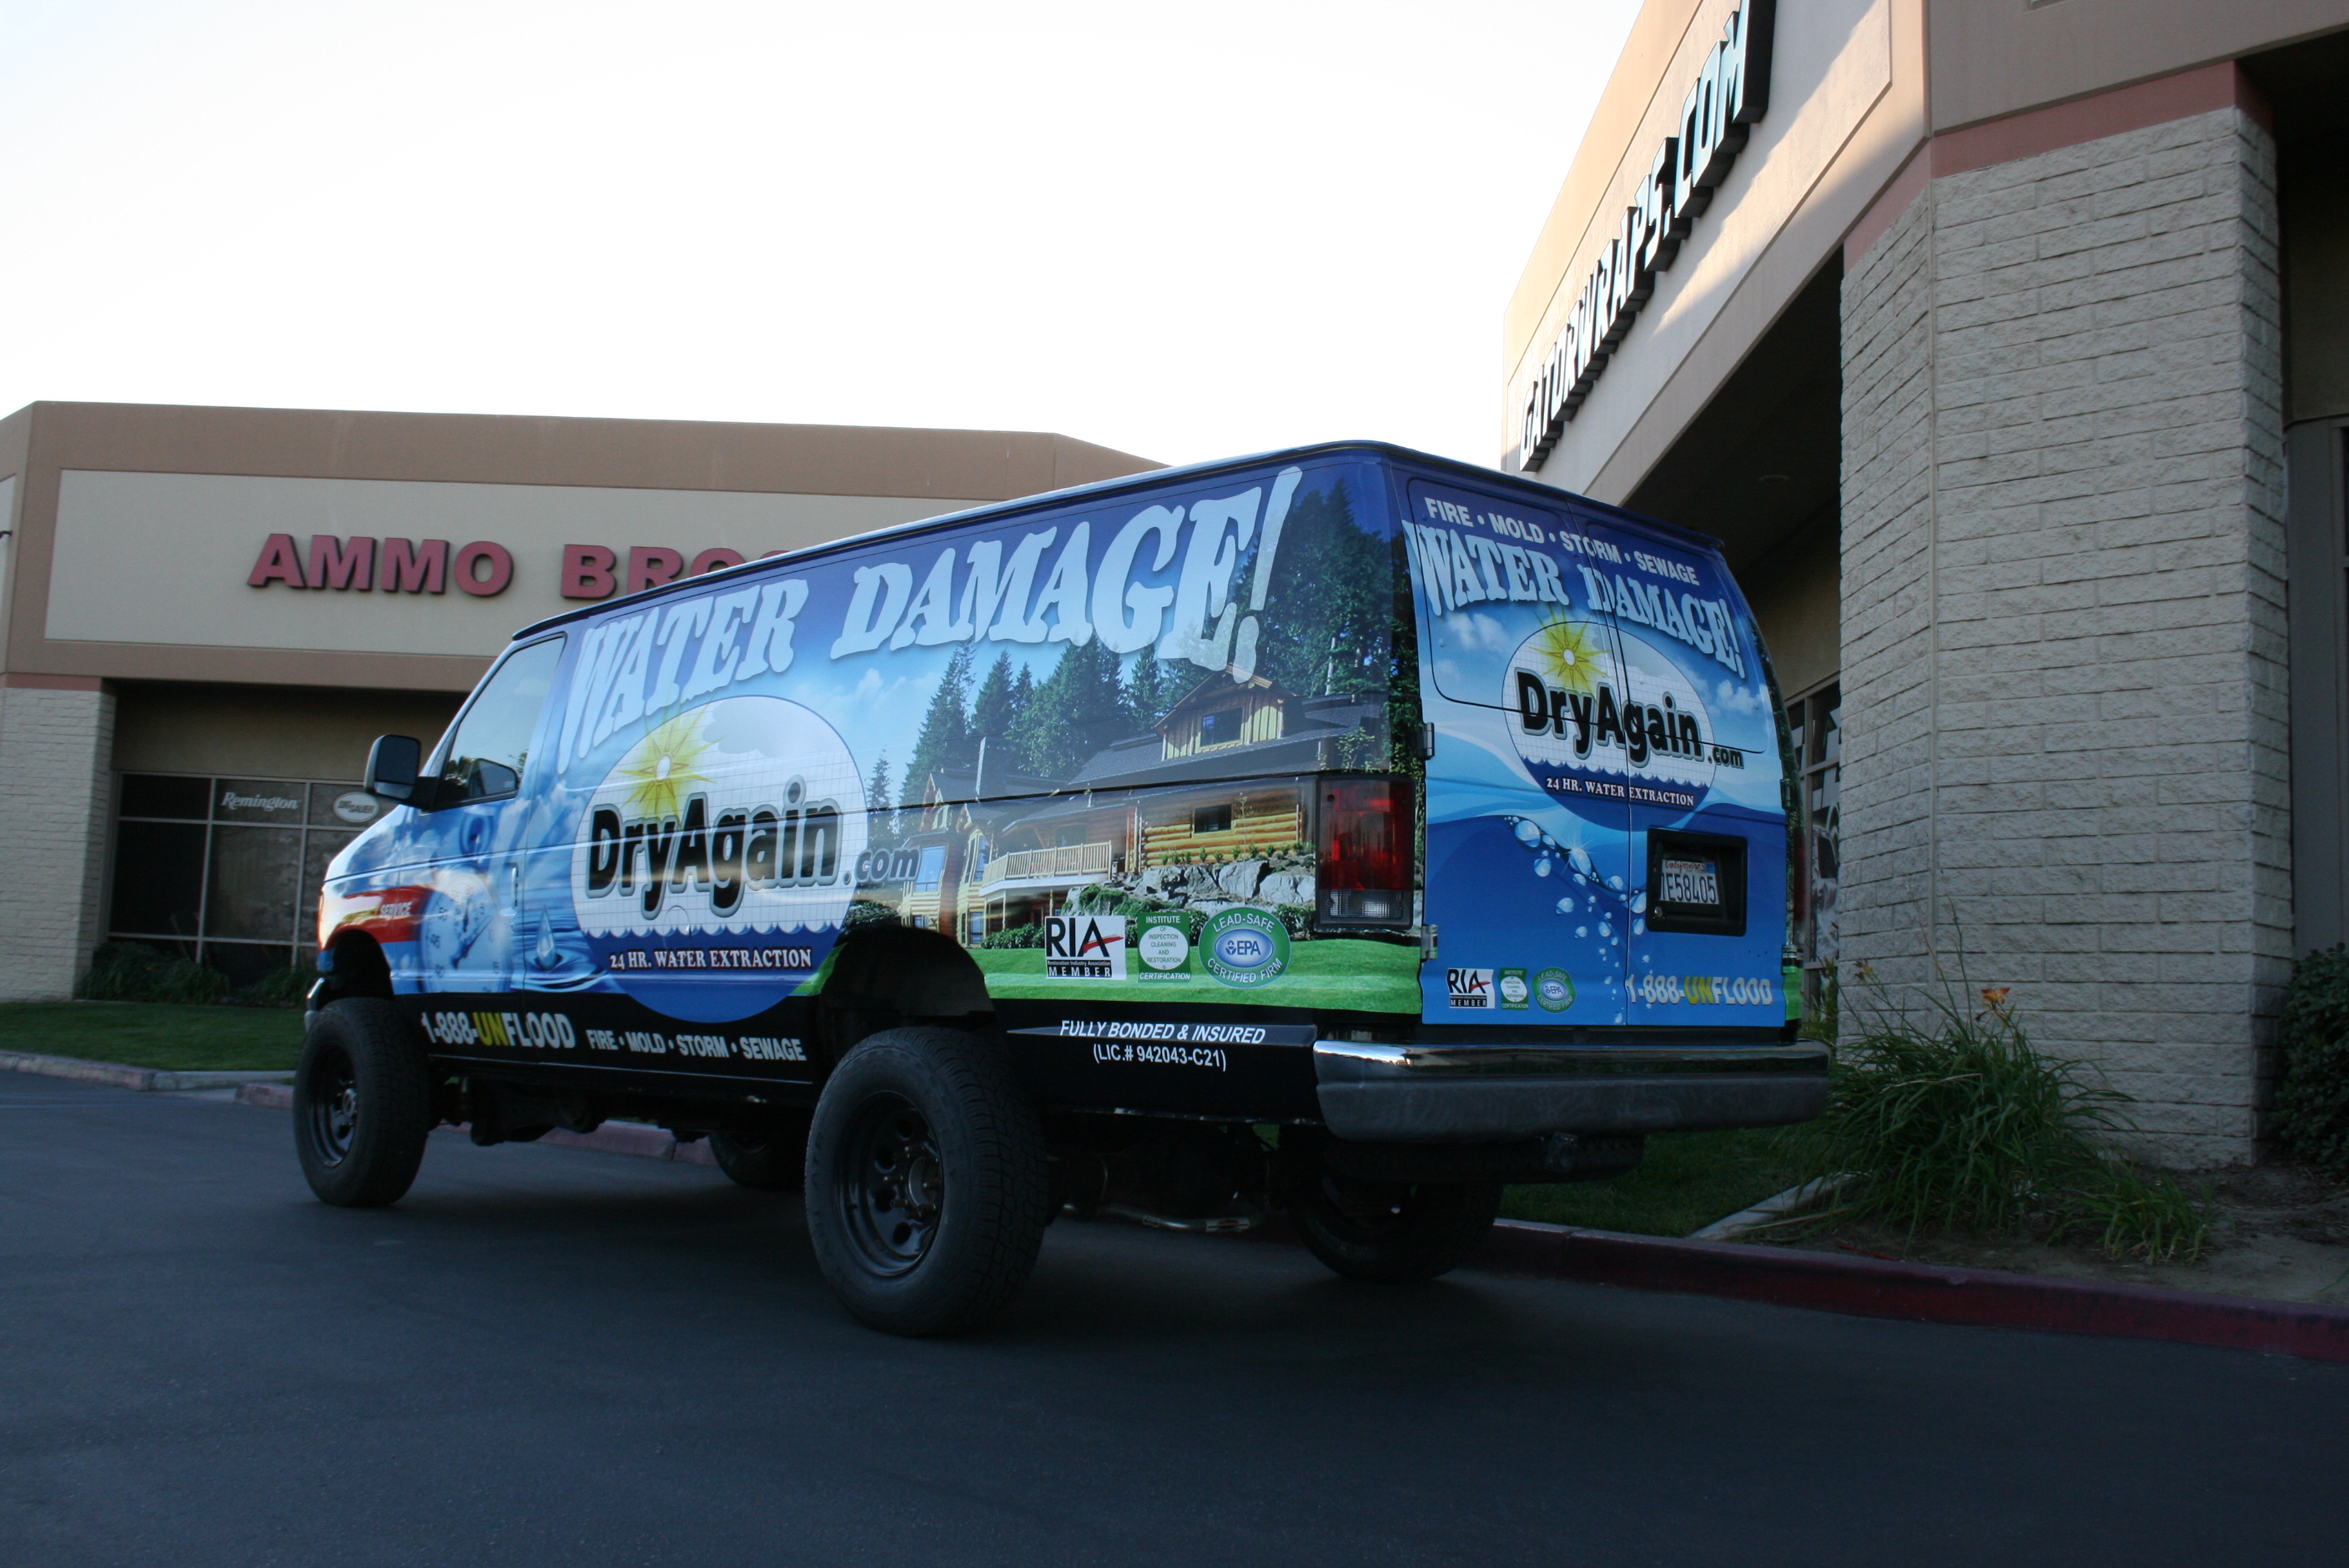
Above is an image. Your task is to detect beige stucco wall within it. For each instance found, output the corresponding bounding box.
[46,470,983,661]
[3,403,1160,693]
[1927,0,2349,133]
[1503,0,1928,508]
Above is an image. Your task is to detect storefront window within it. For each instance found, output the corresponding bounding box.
[1783,681,1839,1014]
[108,774,385,984]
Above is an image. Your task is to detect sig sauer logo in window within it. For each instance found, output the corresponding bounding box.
[1646,831,1747,937]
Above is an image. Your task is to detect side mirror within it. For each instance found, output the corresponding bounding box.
[364,735,424,804]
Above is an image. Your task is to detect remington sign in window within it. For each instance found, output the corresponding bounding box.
[108,774,384,984]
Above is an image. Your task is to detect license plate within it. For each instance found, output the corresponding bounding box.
[1661,857,1721,907]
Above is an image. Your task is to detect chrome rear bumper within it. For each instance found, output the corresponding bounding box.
[1311,1040,1830,1143]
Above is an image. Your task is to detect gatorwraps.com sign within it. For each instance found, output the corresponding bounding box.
[1517,0,1774,471]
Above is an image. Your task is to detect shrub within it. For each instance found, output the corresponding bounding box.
[1799,960,1838,1045]
[1783,987,2209,1261]
[78,942,230,1005]
[979,924,1045,949]
[232,962,317,1009]
[2272,944,2349,1179]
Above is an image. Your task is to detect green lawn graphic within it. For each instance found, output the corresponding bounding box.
[972,939,1420,1010]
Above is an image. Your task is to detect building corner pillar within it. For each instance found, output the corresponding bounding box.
[0,677,116,1002]
[1837,96,2283,1168]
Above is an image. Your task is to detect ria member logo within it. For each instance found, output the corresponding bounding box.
[1045,915,1129,980]
[1446,967,1494,1008]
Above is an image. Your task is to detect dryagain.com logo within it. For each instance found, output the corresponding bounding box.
[570,696,867,941]
[1503,621,1733,816]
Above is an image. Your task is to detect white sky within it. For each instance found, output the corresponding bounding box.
[0,0,1638,470]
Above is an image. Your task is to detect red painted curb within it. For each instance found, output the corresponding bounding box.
[1472,1219,2349,1363]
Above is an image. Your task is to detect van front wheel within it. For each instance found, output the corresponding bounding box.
[293,999,435,1207]
[803,1028,1049,1335]
[1282,1163,1501,1284]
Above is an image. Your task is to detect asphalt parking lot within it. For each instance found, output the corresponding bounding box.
[3,1073,2344,1566]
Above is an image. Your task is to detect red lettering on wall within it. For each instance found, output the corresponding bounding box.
[562,544,617,600]
[689,547,747,576]
[453,540,513,597]
[379,538,449,594]
[307,535,375,591]
[247,534,305,588]
[627,546,684,593]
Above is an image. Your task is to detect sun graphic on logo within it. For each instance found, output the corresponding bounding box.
[1532,618,1609,696]
[619,710,715,823]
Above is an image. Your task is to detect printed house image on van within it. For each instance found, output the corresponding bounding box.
[880,671,1381,947]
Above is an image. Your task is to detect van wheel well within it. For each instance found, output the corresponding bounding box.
[324,933,394,1001]
[816,925,991,1059]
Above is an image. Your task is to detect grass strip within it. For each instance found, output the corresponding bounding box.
[1499,1128,1805,1238]
[0,1002,307,1073]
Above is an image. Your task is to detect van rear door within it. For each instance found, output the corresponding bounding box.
[1567,519,1790,1026]
[1401,476,1635,1026]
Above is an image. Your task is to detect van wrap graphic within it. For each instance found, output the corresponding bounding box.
[325,456,1422,1025]
[1403,477,1787,1028]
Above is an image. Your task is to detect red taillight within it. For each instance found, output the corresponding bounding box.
[1319,776,1414,925]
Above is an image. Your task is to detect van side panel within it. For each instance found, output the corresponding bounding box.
[326,455,1420,1078]
[1398,467,1789,1029]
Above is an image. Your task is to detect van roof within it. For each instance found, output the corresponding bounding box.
[511,439,1723,642]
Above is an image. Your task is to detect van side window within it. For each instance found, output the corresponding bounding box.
[433,636,565,807]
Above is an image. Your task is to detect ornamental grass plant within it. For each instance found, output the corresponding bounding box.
[2271,943,2349,1180]
[1780,979,2211,1263]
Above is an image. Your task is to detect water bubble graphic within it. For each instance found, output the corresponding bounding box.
[1534,859,1552,877]
[1631,891,1647,914]
[1607,875,1626,892]
[1556,896,1576,914]
[1512,818,1541,846]
[1632,919,1647,935]
[1569,847,1596,877]
[1576,926,1588,938]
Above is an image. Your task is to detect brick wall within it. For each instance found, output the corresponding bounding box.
[1838,107,2286,1167]
[0,685,116,1002]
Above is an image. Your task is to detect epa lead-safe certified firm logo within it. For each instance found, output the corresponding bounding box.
[1200,908,1288,988]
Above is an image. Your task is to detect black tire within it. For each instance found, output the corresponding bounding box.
[293,998,435,1208]
[709,1119,809,1192]
[1281,1160,1501,1284]
[803,1027,1049,1335]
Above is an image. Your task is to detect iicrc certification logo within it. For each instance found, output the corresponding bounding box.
[1200,909,1289,988]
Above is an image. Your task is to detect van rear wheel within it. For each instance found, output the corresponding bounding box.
[1282,1162,1501,1284]
[803,1028,1049,1335]
[293,999,434,1207]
